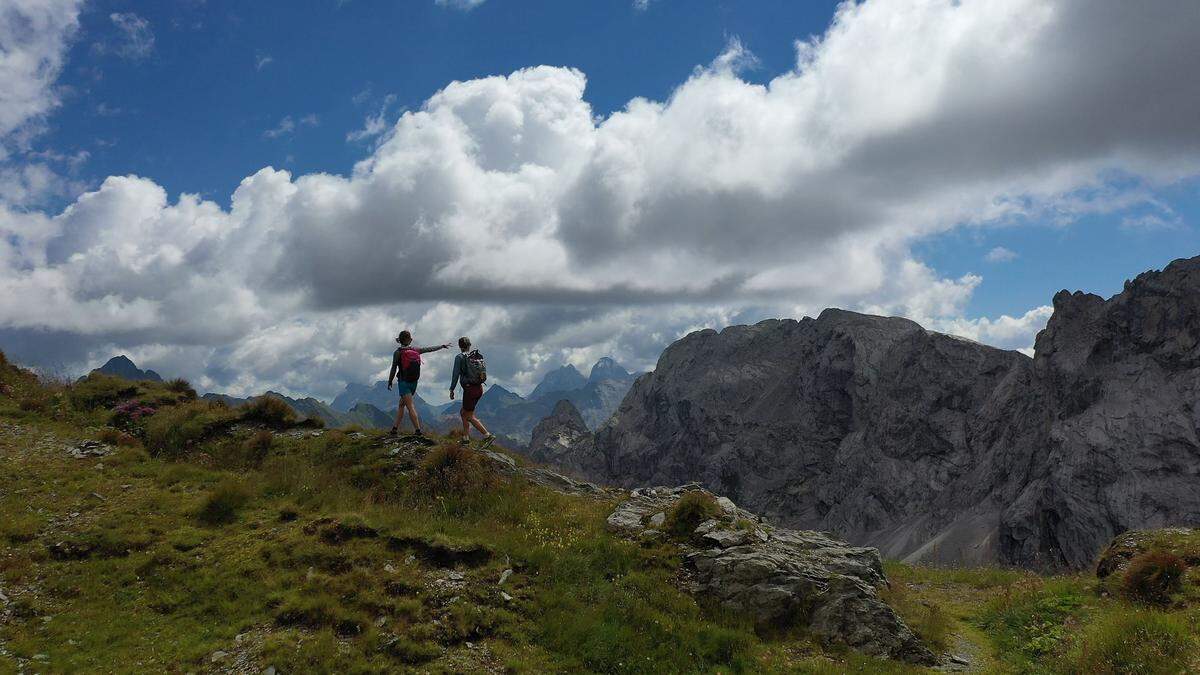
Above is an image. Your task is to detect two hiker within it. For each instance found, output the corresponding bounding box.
[386,330,494,447]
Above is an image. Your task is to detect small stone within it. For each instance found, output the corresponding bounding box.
[263,667,277,675]
[447,571,464,581]
[384,563,397,573]
[89,492,106,501]
[498,569,512,585]
[694,519,720,536]
[33,653,48,661]
[404,554,416,564]
[716,496,737,515]
[375,616,388,627]
[501,591,513,602]
[649,512,666,527]
[447,596,460,604]
[210,651,228,663]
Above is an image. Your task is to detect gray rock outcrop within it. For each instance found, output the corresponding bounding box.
[606,485,935,664]
[542,255,1200,570]
[527,399,594,470]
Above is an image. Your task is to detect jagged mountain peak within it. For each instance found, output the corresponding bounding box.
[588,356,630,383]
[94,355,163,383]
[529,363,588,401]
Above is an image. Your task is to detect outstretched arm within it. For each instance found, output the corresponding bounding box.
[417,343,451,354]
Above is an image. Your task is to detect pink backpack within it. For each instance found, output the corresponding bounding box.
[399,348,422,382]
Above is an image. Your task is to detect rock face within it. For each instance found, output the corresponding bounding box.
[527,400,593,470]
[605,485,935,664]
[550,256,1200,570]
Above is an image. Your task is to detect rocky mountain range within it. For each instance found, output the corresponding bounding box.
[529,255,1200,570]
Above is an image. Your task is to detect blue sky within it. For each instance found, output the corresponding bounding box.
[2,0,1198,398]
[57,1,836,203]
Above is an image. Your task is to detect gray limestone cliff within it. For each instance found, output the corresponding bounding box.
[534,256,1200,570]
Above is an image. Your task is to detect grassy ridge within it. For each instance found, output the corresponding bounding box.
[1,354,1199,673]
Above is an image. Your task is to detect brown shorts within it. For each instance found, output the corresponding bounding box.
[462,383,484,412]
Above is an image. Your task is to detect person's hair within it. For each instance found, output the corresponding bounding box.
[458,336,471,351]
[397,330,412,346]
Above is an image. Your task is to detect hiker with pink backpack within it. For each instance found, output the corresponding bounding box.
[387,330,451,437]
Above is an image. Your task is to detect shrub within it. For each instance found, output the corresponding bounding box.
[98,427,140,447]
[241,396,296,428]
[412,444,496,497]
[110,399,157,430]
[242,430,274,464]
[196,479,253,525]
[69,373,139,410]
[18,396,45,412]
[665,491,722,538]
[1122,551,1186,604]
[165,378,197,398]
[1064,609,1195,674]
[144,400,235,456]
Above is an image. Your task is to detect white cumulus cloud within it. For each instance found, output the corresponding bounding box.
[1,0,1199,398]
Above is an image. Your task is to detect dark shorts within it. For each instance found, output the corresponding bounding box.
[461,383,483,412]
[396,380,418,398]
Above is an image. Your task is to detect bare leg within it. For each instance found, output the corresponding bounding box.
[468,413,489,436]
[393,399,405,430]
[404,395,422,432]
[460,410,471,438]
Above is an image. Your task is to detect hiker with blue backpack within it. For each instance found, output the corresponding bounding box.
[387,330,451,437]
[449,336,495,448]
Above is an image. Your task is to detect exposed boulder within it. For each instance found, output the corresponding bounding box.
[547,255,1200,570]
[606,485,935,664]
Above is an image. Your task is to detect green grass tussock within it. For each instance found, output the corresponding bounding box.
[144,399,237,456]
[240,395,296,428]
[195,478,254,525]
[665,490,722,538]
[1122,550,1187,605]
[1064,609,1197,674]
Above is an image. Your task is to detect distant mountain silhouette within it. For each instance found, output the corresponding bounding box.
[329,380,446,428]
[529,364,588,401]
[93,355,162,382]
[201,390,414,431]
[436,358,639,444]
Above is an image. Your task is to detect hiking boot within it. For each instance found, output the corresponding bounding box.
[388,427,398,436]
[414,428,424,437]
[458,436,471,445]
[480,434,496,449]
